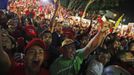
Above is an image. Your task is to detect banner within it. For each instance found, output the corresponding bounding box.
[0,0,8,9]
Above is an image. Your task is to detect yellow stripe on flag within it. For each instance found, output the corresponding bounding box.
[114,14,124,30]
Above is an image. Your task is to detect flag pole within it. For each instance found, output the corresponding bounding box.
[50,0,60,33]
[82,0,95,18]
[79,0,95,29]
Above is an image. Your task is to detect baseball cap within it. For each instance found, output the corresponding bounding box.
[24,38,46,53]
[61,38,75,47]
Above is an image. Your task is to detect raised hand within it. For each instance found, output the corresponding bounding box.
[100,21,113,35]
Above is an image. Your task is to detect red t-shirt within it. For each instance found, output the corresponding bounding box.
[7,63,50,75]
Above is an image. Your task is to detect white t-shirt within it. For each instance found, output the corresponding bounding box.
[86,59,104,75]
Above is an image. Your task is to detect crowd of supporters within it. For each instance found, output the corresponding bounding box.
[0,0,134,75]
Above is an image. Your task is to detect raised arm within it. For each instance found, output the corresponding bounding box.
[0,28,11,74]
[83,21,111,58]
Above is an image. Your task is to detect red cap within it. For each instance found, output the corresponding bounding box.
[17,37,24,45]
[24,38,46,53]
[62,27,75,39]
[25,25,37,37]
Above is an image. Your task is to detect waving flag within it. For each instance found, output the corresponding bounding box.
[0,0,8,9]
[98,15,103,28]
[114,14,124,30]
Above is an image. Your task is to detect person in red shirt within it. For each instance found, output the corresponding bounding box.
[0,33,50,75]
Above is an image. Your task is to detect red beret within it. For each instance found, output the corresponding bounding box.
[24,38,46,53]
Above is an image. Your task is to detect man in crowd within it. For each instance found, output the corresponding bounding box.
[50,21,112,75]
[86,49,111,75]
[0,27,50,75]
[39,30,61,68]
[128,40,134,51]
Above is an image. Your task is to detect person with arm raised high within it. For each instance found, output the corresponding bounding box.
[50,21,112,75]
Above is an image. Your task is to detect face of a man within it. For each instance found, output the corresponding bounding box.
[45,20,50,25]
[0,12,7,25]
[25,45,44,71]
[113,41,120,49]
[81,36,90,48]
[1,31,12,50]
[7,20,16,33]
[42,33,52,46]
[98,53,111,65]
[130,43,134,51]
[62,44,76,59]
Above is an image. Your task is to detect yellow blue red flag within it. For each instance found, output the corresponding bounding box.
[114,14,124,30]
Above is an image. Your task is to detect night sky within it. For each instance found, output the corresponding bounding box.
[117,0,134,22]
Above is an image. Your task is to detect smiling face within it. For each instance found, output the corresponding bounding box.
[24,45,45,72]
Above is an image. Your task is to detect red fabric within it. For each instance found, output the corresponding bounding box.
[97,15,103,31]
[39,14,45,18]
[79,11,83,17]
[97,16,103,27]
[62,28,75,39]
[25,10,30,16]
[33,0,36,4]
[110,28,113,33]
[25,25,37,37]
[17,37,24,45]
[7,63,50,75]
[31,11,35,18]
[25,10,35,18]
[39,6,43,12]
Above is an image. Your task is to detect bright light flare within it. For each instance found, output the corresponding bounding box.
[41,0,49,3]
[40,0,50,6]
